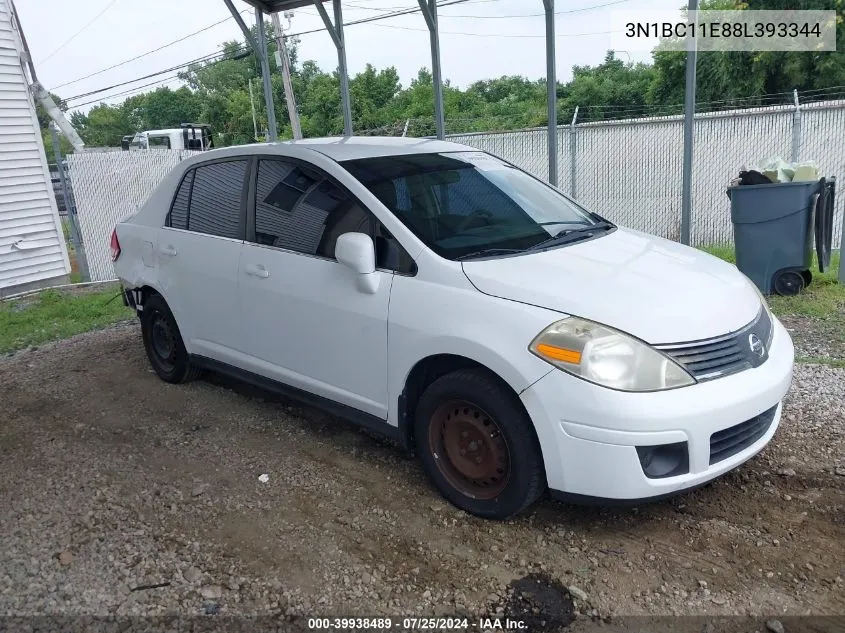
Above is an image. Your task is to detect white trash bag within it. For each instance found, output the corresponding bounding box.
[791,160,820,182]
[759,157,795,183]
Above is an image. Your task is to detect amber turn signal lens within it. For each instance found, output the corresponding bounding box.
[535,343,582,364]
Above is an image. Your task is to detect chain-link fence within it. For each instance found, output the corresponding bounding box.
[448,99,845,249]
[65,99,844,283]
[65,149,198,281]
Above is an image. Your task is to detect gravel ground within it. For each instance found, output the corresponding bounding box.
[780,315,845,362]
[1,322,843,628]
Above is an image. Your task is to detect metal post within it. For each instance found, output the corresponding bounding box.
[271,12,302,139]
[418,0,445,140]
[680,0,699,246]
[569,106,579,199]
[791,88,801,163]
[334,0,352,136]
[543,0,557,185]
[255,8,278,141]
[222,0,277,142]
[313,0,352,135]
[248,78,259,141]
[50,124,89,282]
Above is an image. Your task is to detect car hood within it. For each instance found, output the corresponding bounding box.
[460,227,762,344]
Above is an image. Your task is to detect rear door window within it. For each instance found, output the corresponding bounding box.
[185,160,248,239]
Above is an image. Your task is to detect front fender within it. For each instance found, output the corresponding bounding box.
[386,274,562,426]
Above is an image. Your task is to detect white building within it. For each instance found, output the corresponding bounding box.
[0,0,70,297]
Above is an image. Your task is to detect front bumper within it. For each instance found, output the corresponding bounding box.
[520,315,794,501]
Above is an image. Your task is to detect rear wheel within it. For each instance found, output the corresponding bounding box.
[414,369,545,519]
[141,294,202,383]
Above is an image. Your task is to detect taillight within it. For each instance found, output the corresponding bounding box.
[110,228,121,262]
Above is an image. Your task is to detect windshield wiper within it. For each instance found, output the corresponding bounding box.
[455,248,526,261]
[527,221,614,252]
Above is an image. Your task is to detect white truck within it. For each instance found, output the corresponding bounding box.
[121,123,214,151]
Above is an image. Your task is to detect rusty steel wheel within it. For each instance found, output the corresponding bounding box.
[141,294,202,384]
[427,399,511,500]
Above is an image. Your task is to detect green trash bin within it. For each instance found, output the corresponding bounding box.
[727,179,822,296]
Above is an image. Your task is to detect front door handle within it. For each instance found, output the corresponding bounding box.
[161,245,177,257]
[245,264,269,279]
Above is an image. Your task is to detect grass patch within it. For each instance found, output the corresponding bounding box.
[796,356,845,369]
[700,245,843,320]
[699,244,736,265]
[0,287,133,354]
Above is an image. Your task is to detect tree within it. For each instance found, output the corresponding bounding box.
[70,104,132,147]
[650,0,845,110]
[563,52,658,121]
[61,1,845,147]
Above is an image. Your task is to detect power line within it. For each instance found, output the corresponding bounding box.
[53,0,622,101]
[53,0,470,93]
[61,0,474,102]
[288,0,476,37]
[72,75,184,109]
[364,21,614,38]
[64,45,252,103]
[50,11,250,91]
[333,0,630,18]
[38,0,120,65]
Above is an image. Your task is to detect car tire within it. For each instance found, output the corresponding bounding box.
[140,294,202,384]
[414,369,546,519]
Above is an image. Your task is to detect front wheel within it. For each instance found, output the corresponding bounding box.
[140,294,202,384]
[414,369,546,519]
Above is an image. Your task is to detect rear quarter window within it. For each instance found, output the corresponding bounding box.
[167,170,193,230]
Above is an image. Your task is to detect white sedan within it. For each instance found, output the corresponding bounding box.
[111,136,794,519]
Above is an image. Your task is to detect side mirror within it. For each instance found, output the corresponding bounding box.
[335,232,380,294]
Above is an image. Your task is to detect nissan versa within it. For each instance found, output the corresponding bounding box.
[111,137,795,519]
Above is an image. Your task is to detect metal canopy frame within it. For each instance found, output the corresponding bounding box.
[313,0,352,136]
[227,1,719,211]
[227,0,559,152]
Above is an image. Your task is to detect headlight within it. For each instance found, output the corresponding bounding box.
[529,317,696,392]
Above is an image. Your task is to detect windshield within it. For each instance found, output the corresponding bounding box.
[341,151,611,260]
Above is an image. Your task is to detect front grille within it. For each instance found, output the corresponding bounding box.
[709,405,778,465]
[656,308,773,382]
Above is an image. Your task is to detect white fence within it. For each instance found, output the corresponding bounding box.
[66,100,845,281]
[449,99,845,248]
[66,149,197,281]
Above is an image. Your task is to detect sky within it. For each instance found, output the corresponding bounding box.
[15,0,686,116]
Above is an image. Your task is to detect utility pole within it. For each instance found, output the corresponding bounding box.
[10,0,85,151]
[248,78,259,141]
[271,11,302,139]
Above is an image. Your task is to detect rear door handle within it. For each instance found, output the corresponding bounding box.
[161,245,177,257]
[245,264,269,279]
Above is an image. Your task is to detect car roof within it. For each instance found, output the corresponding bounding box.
[283,136,472,161]
[181,136,474,163]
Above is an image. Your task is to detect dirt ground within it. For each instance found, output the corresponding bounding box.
[1,322,843,630]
